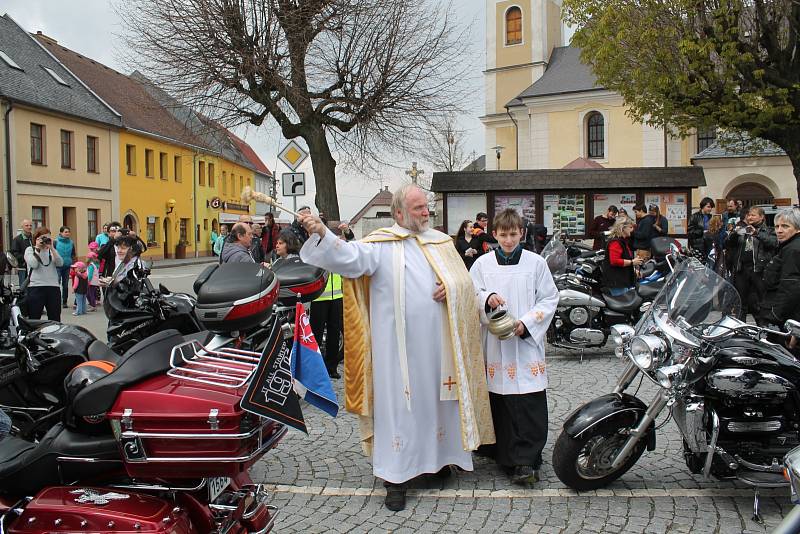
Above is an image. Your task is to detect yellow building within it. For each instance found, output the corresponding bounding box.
[40,35,263,259]
[481,0,796,212]
[0,15,122,255]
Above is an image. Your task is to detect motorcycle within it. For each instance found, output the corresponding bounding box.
[553,258,800,519]
[544,239,676,352]
[774,445,800,532]
[0,261,327,533]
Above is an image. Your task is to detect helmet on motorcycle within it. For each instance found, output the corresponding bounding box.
[64,360,115,394]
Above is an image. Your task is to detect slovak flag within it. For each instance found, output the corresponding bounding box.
[290,303,339,417]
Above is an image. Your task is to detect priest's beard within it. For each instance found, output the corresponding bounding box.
[400,209,430,233]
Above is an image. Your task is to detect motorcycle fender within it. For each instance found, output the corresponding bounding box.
[563,393,656,450]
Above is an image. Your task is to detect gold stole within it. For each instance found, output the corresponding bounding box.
[342,227,495,456]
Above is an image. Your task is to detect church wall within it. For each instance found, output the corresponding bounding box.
[529,112,550,169]
[546,0,562,53]
[495,126,518,170]
[495,69,537,114]
[693,156,797,207]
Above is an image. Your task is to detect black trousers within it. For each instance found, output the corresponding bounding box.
[488,390,548,469]
[310,298,343,374]
[734,268,765,322]
[27,286,61,322]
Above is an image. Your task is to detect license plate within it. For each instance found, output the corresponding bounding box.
[208,477,230,502]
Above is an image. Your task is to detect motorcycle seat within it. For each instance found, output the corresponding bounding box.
[87,339,121,363]
[17,316,54,331]
[0,423,119,496]
[602,288,643,314]
[637,282,662,300]
[71,329,185,418]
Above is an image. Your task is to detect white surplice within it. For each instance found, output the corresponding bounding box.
[470,249,559,394]
[300,226,472,483]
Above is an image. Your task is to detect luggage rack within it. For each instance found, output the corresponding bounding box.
[167,339,262,389]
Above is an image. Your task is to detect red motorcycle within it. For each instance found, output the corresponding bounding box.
[0,260,327,533]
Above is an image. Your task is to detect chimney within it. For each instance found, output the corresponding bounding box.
[34,31,58,45]
[384,186,389,191]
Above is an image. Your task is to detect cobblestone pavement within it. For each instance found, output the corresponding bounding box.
[251,348,794,533]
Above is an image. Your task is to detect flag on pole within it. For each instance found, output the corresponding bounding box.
[290,303,339,417]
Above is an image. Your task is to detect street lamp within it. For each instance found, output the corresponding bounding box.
[491,145,505,170]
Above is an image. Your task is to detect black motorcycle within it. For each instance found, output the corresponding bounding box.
[104,261,202,354]
[553,259,799,519]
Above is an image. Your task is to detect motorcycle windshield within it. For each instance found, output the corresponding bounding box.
[642,259,741,337]
[542,235,568,275]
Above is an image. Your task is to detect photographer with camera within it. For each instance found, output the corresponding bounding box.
[23,227,64,321]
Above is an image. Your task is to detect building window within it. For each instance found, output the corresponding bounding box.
[145,149,154,177]
[31,206,46,229]
[198,161,206,186]
[230,175,235,196]
[697,126,717,154]
[87,209,98,239]
[587,112,605,159]
[60,130,73,169]
[174,155,182,182]
[203,219,208,230]
[247,177,251,188]
[222,171,227,195]
[239,176,244,194]
[208,163,215,188]
[505,7,522,45]
[30,123,44,164]
[147,217,159,246]
[126,145,136,175]
[87,136,98,173]
[179,218,189,242]
[159,152,168,180]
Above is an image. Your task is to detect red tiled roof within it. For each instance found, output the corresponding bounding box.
[563,157,605,169]
[350,188,393,224]
[37,37,208,148]
[226,131,272,176]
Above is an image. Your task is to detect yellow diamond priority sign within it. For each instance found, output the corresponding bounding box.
[278,140,309,171]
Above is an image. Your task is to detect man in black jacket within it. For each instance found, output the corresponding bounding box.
[726,206,778,322]
[289,206,311,244]
[10,219,33,286]
[631,204,655,259]
[687,197,715,261]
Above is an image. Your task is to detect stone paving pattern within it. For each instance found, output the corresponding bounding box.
[251,349,795,532]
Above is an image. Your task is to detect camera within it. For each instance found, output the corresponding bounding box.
[40,236,51,245]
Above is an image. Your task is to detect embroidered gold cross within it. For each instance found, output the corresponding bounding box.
[534,310,545,322]
[442,376,457,391]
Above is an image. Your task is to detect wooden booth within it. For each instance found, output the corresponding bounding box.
[431,167,706,238]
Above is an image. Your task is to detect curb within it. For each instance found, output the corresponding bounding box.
[152,259,217,270]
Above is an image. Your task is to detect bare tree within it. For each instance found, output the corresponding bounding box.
[425,115,472,174]
[118,0,469,219]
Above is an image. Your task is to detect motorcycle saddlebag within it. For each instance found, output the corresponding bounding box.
[193,263,279,333]
[107,372,285,479]
[7,486,192,533]
[270,256,328,307]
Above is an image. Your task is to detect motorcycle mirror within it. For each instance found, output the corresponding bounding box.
[5,251,17,269]
[784,319,800,338]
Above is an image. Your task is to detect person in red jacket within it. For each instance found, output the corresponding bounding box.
[603,218,643,296]
[261,212,281,257]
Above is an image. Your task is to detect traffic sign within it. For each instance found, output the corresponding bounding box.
[282,173,306,197]
[278,140,309,171]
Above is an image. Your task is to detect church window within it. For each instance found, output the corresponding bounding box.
[587,112,604,159]
[505,7,522,45]
[696,126,716,154]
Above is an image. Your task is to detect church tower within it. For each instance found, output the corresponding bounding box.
[483,0,563,170]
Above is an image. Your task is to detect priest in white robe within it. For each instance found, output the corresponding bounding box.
[470,208,559,486]
[299,185,494,511]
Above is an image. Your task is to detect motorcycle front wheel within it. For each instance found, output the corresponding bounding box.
[552,420,646,491]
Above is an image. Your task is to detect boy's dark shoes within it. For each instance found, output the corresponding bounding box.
[384,483,406,511]
[328,370,341,379]
[511,465,537,486]
[435,465,452,480]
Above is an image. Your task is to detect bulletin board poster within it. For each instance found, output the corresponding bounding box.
[645,193,688,235]
[543,194,586,236]
[593,193,638,218]
[446,193,486,235]
[494,195,535,223]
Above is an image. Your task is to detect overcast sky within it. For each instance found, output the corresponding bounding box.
[3,0,489,219]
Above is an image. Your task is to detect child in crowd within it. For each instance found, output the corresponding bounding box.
[469,208,559,486]
[86,252,100,311]
[71,261,88,316]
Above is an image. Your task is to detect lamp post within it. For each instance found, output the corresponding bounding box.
[491,145,505,170]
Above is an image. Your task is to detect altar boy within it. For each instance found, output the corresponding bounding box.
[469,208,559,485]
